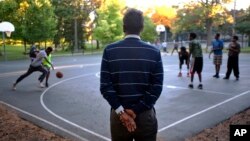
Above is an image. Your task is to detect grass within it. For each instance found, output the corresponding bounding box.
[0,45,28,61]
[0,44,249,61]
[241,47,250,53]
[0,44,104,61]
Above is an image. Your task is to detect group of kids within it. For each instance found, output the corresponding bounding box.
[12,45,54,90]
[175,33,241,89]
[12,32,240,91]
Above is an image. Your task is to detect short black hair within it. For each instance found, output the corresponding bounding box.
[189,32,197,39]
[46,47,53,52]
[233,35,238,41]
[180,46,186,51]
[123,8,144,35]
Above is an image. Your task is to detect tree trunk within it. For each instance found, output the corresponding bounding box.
[248,35,250,47]
[24,40,27,53]
[206,19,213,53]
[96,40,99,49]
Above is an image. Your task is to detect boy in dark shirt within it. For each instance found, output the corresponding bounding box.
[178,46,190,77]
[223,36,241,80]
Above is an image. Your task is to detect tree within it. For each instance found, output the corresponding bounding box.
[236,6,250,46]
[200,0,233,49]
[174,3,206,33]
[23,0,56,45]
[173,0,233,50]
[0,0,18,55]
[141,16,157,43]
[151,6,176,28]
[150,5,176,41]
[0,0,57,52]
[52,0,101,51]
[93,0,124,46]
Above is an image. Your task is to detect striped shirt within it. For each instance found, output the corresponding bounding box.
[100,35,163,115]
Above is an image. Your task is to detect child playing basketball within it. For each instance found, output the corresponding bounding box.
[178,46,190,77]
[12,47,54,90]
[42,46,53,87]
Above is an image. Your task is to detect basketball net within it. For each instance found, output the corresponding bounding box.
[5,31,11,37]
[156,31,161,35]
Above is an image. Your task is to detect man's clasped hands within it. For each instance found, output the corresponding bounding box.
[119,109,137,132]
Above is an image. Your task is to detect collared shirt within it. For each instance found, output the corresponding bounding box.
[125,34,141,39]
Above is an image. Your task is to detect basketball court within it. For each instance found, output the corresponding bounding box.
[0,53,250,141]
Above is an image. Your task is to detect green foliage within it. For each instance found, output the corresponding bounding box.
[93,0,124,46]
[0,0,18,21]
[0,44,104,61]
[174,6,205,34]
[52,0,100,50]
[24,0,56,43]
[174,1,232,34]
[141,16,157,42]
[236,6,250,35]
[0,0,57,44]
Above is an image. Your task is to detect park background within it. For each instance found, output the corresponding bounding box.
[1,1,250,141]
[0,0,250,61]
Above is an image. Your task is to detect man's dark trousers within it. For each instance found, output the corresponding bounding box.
[15,65,47,84]
[225,56,239,78]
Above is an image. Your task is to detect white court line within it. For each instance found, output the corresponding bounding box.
[40,73,111,141]
[0,63,100,78]
[96,73,230,95]
[163,85,230,96]
[55,63,100,70]
[0,101,89,141]
[158,90,250,132]
[163,65,250,78]
[0,71,26,78]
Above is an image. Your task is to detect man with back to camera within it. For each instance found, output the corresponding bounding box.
[100,8,163,141]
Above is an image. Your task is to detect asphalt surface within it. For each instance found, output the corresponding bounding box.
[0,52,250,141]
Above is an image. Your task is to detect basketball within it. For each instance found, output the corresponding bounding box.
[56,71,63,78]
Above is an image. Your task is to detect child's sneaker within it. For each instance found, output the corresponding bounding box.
[198,84,203,89]
[40,82,45,88]
[188,84,193,89]
[12,83,17,91]
[178,72,182,77]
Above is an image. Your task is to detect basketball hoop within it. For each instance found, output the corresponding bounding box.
[156,25,166,35]
[0,21,15,61]
[5,31,11,37]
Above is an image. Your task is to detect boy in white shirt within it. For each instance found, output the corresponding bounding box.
[12,47,54,90]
